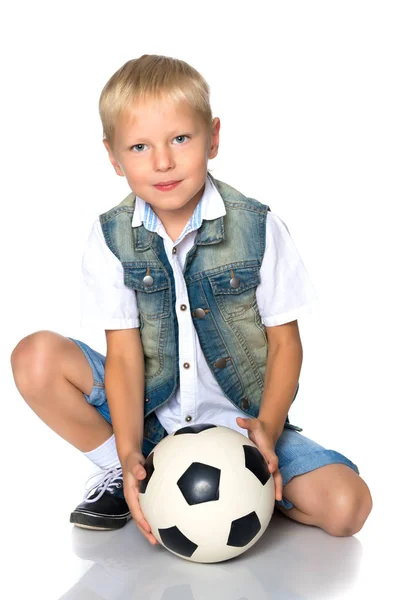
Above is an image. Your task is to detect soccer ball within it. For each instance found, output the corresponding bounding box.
[139,423,275,563]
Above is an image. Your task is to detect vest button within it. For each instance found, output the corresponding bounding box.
[143,275,154,287]
[185,415,192,422]
[145,398,150,403]
[241,397,249,410]
[193,308,206,319]
[214,357,227,369]
[172,247,177,254]
[183,362,190,369]
[230,276,241,289]
[180,304,187,311]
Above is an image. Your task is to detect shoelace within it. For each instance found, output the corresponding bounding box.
[83,466,124,503]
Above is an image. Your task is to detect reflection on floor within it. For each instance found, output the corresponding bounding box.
[58,510,363,600]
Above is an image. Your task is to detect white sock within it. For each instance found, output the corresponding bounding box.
[83,434,121,471]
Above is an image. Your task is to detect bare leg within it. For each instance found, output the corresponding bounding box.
[275,464,373,537]
[10,330,112,452]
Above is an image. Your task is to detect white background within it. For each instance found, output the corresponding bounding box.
[2,1,399,598]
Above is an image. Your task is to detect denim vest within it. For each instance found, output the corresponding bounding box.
[100,174,301,457]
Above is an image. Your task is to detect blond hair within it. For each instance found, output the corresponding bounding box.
[99,54,214,152]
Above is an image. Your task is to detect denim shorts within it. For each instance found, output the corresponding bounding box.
[68,337,360,510]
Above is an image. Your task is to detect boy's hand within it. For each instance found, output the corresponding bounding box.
[121,451,159,546]
[236,417,283,501]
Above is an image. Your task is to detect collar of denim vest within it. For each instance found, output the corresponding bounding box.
[131,171,227,252]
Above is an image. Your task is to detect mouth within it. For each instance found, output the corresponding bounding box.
[153,180,182,191]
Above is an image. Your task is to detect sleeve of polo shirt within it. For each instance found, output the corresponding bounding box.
[80,218,140,329]
[256,212,319,327]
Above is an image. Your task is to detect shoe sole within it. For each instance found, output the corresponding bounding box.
[70,510,132,531]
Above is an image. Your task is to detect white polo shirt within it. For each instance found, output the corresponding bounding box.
[81,174,319,436]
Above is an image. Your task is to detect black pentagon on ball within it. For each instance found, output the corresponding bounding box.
[227,511,261,547]
[139,451,155,494]
[174,423,217,436]
[177,462,221,505]
[159,525,198,557]
[243,445,271,485]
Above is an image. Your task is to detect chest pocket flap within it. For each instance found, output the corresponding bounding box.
[123,263,170,319]
[123,264,169,293]
[208,265,261,295]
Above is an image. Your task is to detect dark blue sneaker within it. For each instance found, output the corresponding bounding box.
[70,466,131,531]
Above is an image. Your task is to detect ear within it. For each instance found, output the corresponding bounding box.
[208,117,221,160]
[103,139,125,177]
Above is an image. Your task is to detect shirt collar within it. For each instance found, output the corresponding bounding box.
[131,172,226,235]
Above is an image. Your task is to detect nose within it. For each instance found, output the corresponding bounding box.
[153,145,175,172]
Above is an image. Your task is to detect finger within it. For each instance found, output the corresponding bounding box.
[272,469,283,501]
[131,501,152,533]
[137,521,160,545]
[263,453,282,500]
[124,485,152,533]
[137,524,159,545]
[264,452,279,475]
[133,464,147,480]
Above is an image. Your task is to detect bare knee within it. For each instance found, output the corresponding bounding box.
[322,481,373,537]
[10,330,65,395]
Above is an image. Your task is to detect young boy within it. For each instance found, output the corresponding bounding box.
[10,54,372,546]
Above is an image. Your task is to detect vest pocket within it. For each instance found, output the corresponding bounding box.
[208,265,261,320]
[123,264,170,318]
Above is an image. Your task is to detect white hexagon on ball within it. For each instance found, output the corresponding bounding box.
[139,424,275,563]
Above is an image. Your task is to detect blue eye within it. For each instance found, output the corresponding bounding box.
[131,143,147,153]
[174,135,188,144]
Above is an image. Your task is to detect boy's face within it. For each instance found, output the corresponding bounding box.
[103,96,220,227]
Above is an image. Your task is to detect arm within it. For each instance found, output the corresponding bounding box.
[104,328,145,463]
[258,320,303,444]
[104,328,160,546]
